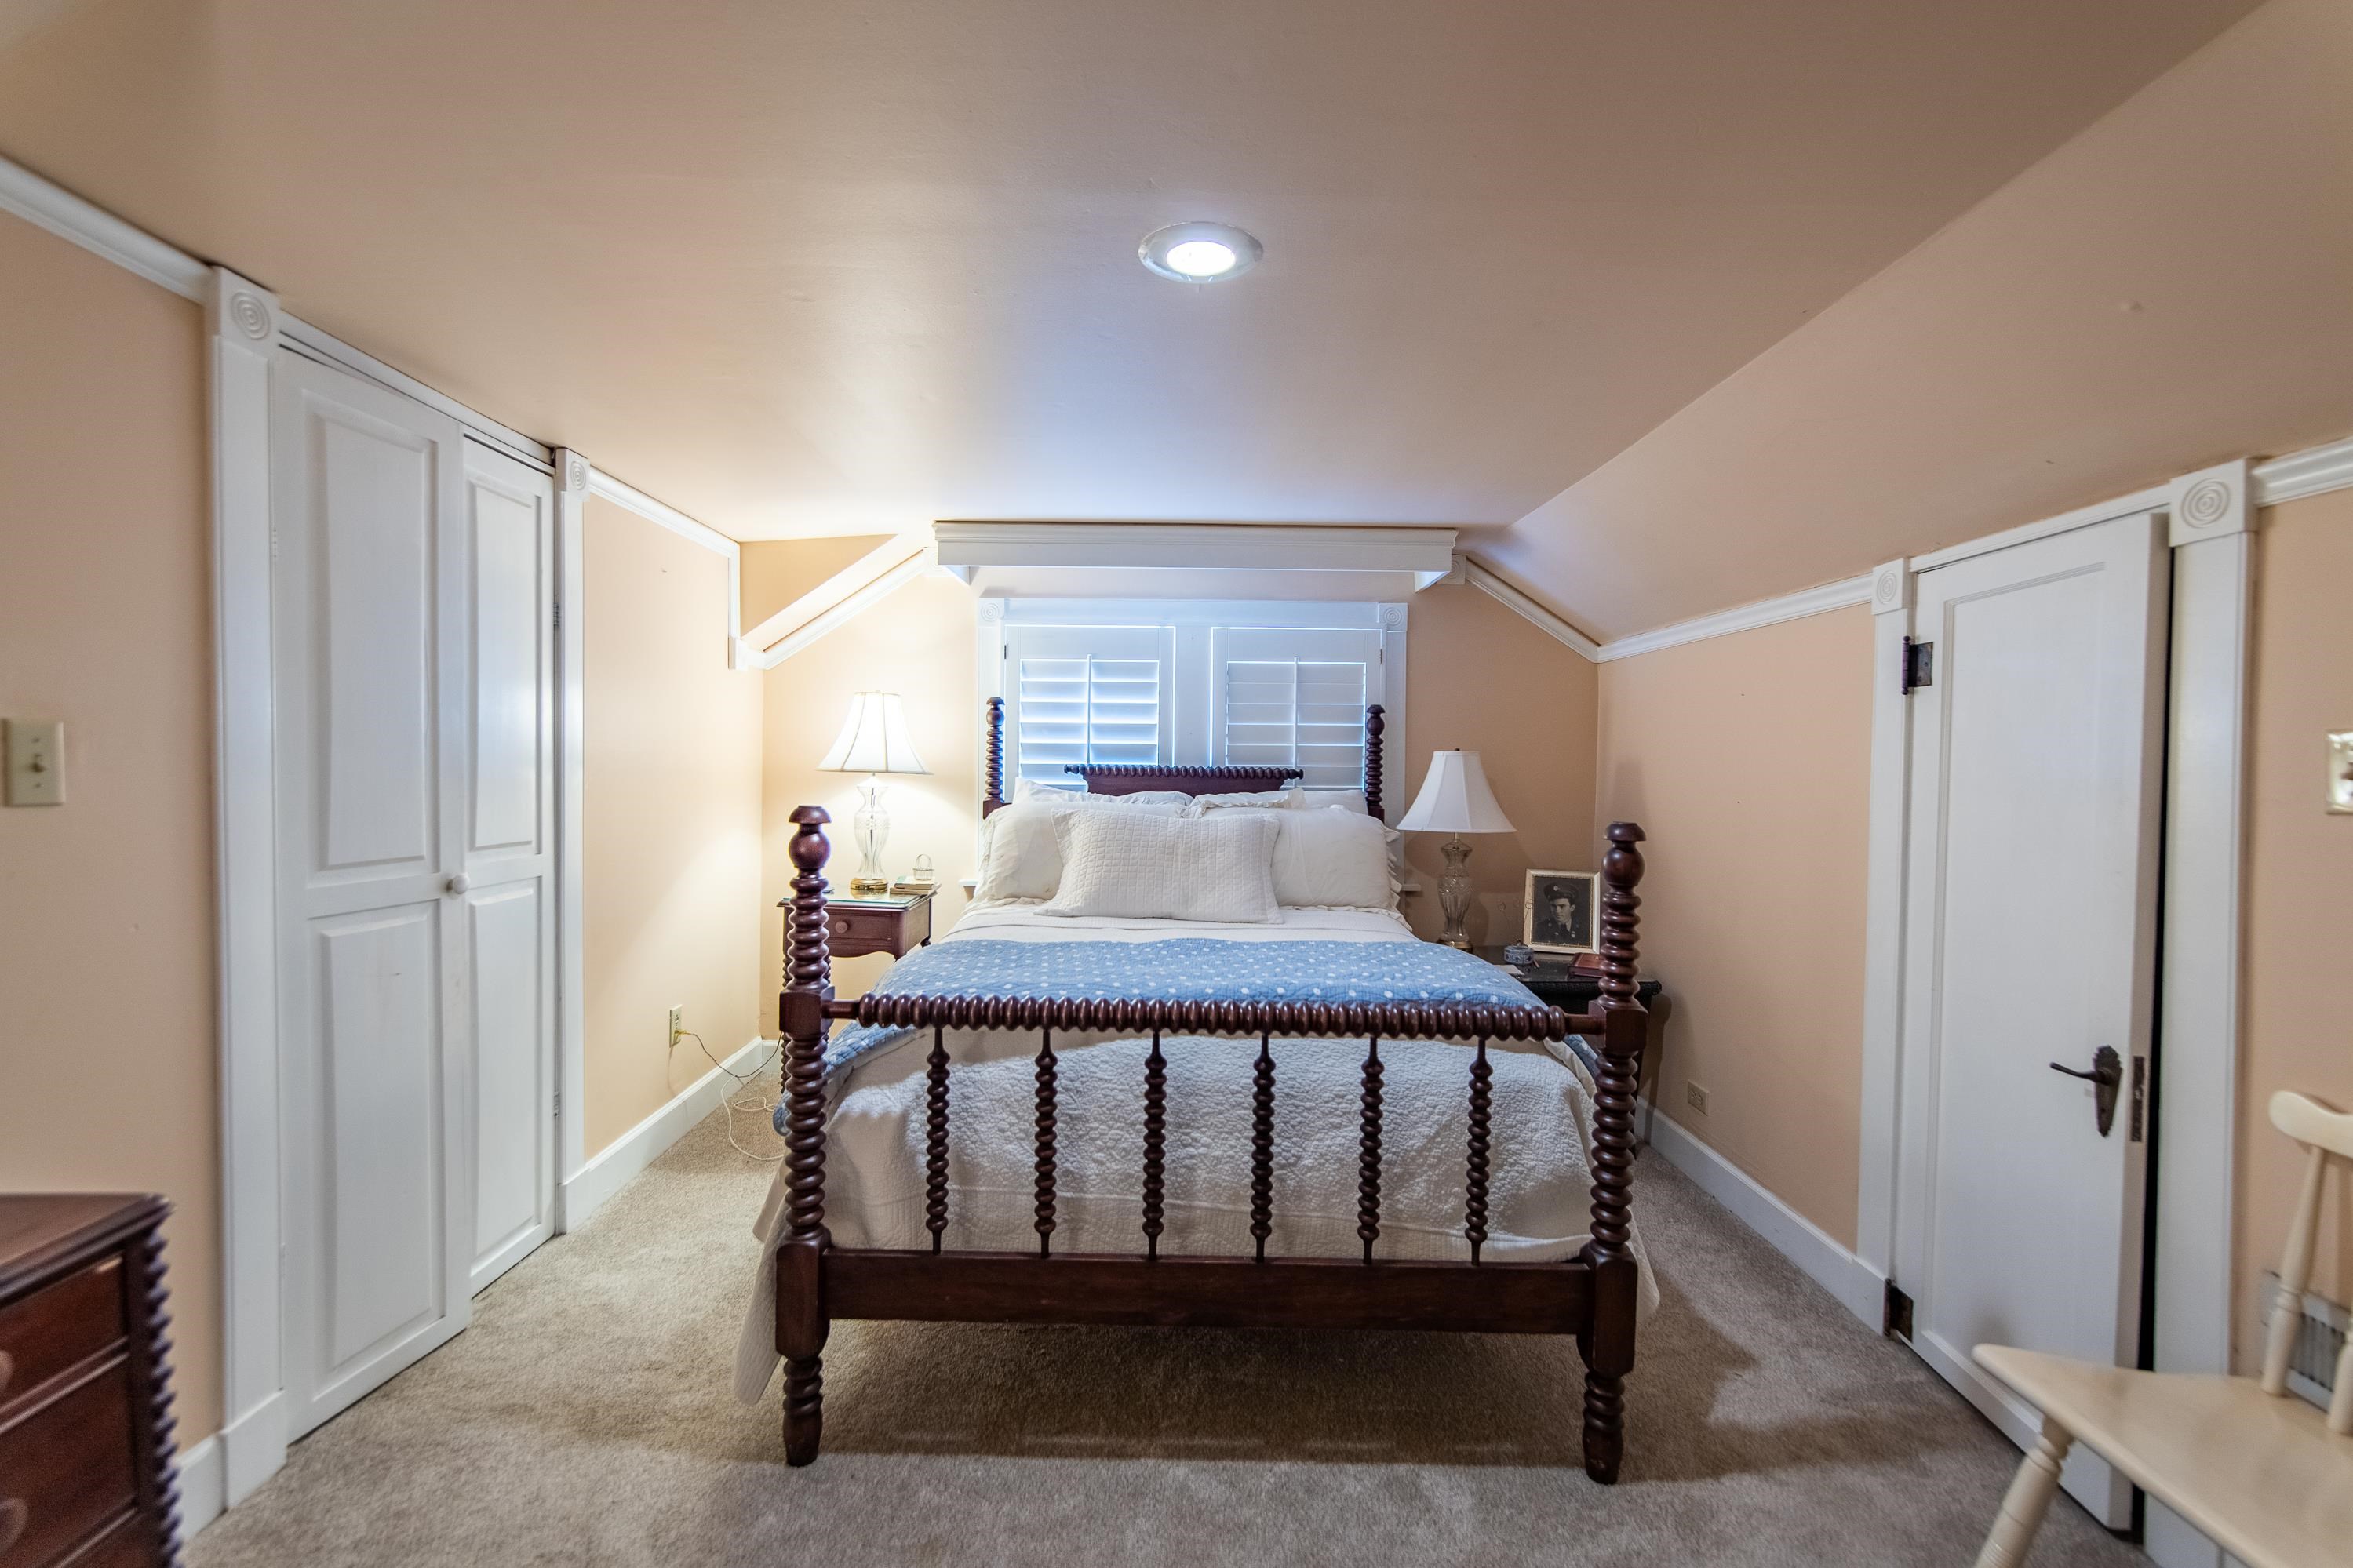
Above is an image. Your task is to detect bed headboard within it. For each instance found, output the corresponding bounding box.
[981,698,1386,821]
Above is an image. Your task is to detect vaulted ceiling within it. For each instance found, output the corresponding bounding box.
[6,0,2344,638]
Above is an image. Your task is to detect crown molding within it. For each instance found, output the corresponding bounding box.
[745,546,936,668]
[0,151,206,299]
[1452,556,1602,660]
[2253,433,2353,508]
[584,467,743,667]
[741,533,931,654]
[1594,573,1875,663]
[935,521,1455,592]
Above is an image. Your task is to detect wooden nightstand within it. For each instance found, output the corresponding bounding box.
[789,889,934,960]
[0,1195,184,1567]
[1473,947,1662,1014]
[1475,947,1664,1088]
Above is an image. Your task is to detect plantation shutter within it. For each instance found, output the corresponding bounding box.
[1211,626,1382,790]
[1003,624,1176,789]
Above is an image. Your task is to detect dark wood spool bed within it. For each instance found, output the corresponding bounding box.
[775,698,1652,1481]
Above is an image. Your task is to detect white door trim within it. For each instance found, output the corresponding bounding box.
[205,267,287,1506]
[1852,463,2269,1564]
[552,453,592,1221]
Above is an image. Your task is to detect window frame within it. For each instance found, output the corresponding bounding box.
[981,598,1407,803]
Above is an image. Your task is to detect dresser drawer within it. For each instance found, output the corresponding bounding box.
[0,1262,124,1422]
[0,1361,137,1568]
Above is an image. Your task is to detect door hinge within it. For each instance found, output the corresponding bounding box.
[552,601,562,630]
[1884,1280,1915,1340]
[2129,1054,2147,1143]
[1900,637,1935,695]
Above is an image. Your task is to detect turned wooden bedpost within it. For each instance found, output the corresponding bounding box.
[1364,704,1386,822]
[778,806,835,1466]
[1580,819,1646,1483]
[982,696,1007,815]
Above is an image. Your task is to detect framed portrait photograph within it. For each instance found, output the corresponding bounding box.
[1523,869,1599,956]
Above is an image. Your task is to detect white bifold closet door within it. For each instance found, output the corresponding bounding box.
[271,352,555,1441]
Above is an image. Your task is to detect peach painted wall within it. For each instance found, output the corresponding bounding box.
[581,496,766,1154]
[1397,583,1599,946]
[740,533,894,628]
[0,211,221,1448]
[2235,486,2353,1368]
[1593,606,1876,1247]
[761,573,981,1010]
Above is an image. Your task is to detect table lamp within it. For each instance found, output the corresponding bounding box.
[819,692,931,893]
[1395,749,1516,949]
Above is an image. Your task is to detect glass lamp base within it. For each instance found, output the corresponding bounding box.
[848,777,891,892]
[1437,834,1474,949]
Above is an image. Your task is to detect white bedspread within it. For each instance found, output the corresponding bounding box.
[733,904,1655,1402]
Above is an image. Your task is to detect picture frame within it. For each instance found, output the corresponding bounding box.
[1523,869,1600,956]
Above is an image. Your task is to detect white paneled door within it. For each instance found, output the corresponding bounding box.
[458,438,558,1293]
[271,354,555,1440]
[1891,512,2169,1527]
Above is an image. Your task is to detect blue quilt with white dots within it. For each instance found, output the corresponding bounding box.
[814,938,1544,1076]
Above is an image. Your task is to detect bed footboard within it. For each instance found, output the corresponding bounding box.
[774,807,1649,1479]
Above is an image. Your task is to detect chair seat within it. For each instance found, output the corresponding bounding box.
[1975,1344,2353,1568]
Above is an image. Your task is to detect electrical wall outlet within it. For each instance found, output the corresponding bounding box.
[3,719,65,806]
[1685,1082,1710,1116]
[668,1006,683,1049]
[2328,731,2353,813]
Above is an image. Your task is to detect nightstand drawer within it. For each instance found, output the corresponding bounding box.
[0,1360,137,1568]
[815,894,932,959]
[0,1261,125,1424]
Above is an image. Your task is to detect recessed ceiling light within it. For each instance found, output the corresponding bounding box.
[1139,221,1262,282]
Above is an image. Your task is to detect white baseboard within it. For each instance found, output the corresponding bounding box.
[1641,1104,1886,1330]
[175,1434,224,1538]
[555,1037,774,1231]
[217,1390,284,1507]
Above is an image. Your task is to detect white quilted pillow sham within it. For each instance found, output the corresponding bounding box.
[1011,779,1193,809]
[1188,785,1306,812]
[1038,809,1280,922]
[1211,806,1393,909]
[974,799,1184,901]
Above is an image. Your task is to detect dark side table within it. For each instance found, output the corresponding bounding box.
[1475,948,1666,1110]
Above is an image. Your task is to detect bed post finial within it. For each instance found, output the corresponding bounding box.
[1581,819,1647,1483]
[983,696,1007,814]
[1598,822,1645,1011]
[779,806,833,1466]
[1364,704,1386,822]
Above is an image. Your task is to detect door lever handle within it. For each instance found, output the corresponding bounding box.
[2049,1046,2122,1137]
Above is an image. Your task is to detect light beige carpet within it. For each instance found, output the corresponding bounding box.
[191,1106,2144,1566]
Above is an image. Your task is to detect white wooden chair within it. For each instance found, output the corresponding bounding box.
[1970,1090,2353,1568]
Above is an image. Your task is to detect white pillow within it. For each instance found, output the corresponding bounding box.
[975,799,1182,901]
[1011,778,1193,809]
[1215,806,1393,909]
[1187,785,1306,813]
[1300,788,1368,815]
[1038,810,1280,922]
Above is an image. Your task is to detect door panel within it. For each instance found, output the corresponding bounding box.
[459,438,557,1292]
[468,471,545,857]
[314,906,446,1373]
[468,882,548,1283]
[273,353,472,1439]
[1892,512,2167,1526]
[314,408,440,879]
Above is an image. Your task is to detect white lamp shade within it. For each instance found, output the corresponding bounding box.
[818,692,931,775]
[1396,749,1515,835]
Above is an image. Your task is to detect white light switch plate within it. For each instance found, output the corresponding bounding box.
[4,719,65,806]
[2329,731,2353,814]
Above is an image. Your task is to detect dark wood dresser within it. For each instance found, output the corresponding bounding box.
[0,1196,182,1568]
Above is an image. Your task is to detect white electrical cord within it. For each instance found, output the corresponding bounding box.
[679,1029,787,1164]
